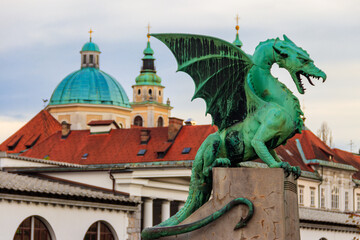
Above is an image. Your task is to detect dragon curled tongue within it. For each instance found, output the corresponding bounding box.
[141,34,326,239]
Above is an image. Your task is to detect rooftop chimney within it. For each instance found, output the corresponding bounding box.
[168,117,183,141]
[61,121,71,138]
[140,129,151,144]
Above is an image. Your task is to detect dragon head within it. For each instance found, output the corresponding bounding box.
[273,35,326,94]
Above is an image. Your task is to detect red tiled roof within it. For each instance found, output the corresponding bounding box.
[0,110,61,154]
[21,125,218,165]
[17,121,360,177]
[333,148,360,178]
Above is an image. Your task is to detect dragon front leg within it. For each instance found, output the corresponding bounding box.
[270,149,301,179]
[251,109,300,178]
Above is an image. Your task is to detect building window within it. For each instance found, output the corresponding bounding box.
[157,117,164,127]
[298,185,304,206]
[83,55,86,64]
[357,194,360,211]
[331,186,339,209]
[96,55,99,65]
[84,221,115,240]
[345,191,349,211]
[138,89,141,95]
[13,216,52,240]
[89,55,94,63]
[310,187,315,207]
[159,90,161,96]
[149,89,152,95]
[320,188,325,208]
[134,116,143,126]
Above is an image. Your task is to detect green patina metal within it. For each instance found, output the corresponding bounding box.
[307,159,358,172]
[135,73,163,86]
[81,41,100,52]
[233,32,243,48]
[141,33,326,239]
[134,40,163,87]
[141,198,254,239]
[49,67,131,108]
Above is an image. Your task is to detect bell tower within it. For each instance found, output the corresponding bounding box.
[130,25,172,127]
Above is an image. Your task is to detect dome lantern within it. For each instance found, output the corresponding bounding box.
[80,29,101,69]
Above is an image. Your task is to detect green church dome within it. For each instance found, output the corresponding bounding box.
[135,72,162,86]
[49,68,131,108]
[81,42,100,52]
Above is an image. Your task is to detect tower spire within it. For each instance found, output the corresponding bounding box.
[142,24,155,72]
[233,14,243,48]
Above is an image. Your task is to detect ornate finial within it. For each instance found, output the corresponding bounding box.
[233,14,243,48]
[235,14,240,33]
[147,23,151,42]
[89,28,93,42]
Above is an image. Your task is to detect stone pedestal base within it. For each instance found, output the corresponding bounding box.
[160,168,300,240]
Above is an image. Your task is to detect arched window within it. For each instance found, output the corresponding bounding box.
[148,89,152,95]
[157,117,164,127]
[134,116,143,126]
[138,89,141,95]
[159,90,161,96]
[84,221,115,240]
[118,123,123,128]
[13,216,52,240]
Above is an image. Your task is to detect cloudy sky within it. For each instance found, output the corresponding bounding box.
[0,0,359,151]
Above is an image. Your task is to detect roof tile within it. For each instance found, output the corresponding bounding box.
[0,110,61,153]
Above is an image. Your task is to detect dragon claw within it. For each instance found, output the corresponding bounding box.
[214,158,232,167]
[280,164,301,179]
[292,166,301,180]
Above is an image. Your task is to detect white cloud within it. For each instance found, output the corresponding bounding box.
[0,0,359,151]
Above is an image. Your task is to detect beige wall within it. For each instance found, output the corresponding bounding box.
[131,103,171,127]
[48,104,132,130]
[132,85,164,103]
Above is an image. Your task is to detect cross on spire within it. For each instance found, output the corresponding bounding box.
[89,28,93,42]
[235,14,240,33]
[147,23,151,42]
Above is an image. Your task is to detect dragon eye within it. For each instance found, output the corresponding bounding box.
[273,46,288,58]
[298,57,310,63]
[280,53,288,58]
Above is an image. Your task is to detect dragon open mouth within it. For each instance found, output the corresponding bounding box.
[295,70,325,93]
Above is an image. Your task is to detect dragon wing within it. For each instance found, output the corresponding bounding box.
[151,33,254,130]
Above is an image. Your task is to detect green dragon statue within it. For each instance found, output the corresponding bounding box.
[141,34,326,239]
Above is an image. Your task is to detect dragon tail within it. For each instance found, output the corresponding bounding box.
[141,198,254,239]
[141,133,254,239]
